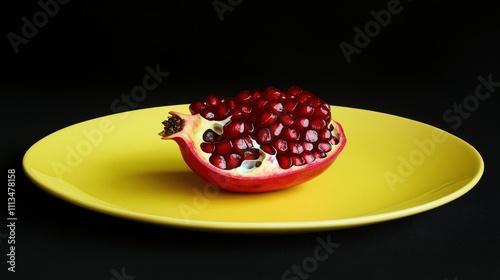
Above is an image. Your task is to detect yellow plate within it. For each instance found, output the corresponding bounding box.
[23,105,484,233]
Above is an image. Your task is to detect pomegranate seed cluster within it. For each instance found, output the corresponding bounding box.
[189,86,340,170]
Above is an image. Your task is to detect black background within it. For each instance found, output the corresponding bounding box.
[2,0,499,279]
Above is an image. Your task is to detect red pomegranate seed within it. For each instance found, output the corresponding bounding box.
[304,130,318,143]
[270,122,284,137]
[255,98,268,110]
[215,103,230,119]
[283,100,298,113]
[313,151,327,159]
[310,118,326,130]
[252,90,261,100]
[206,94,221,107]
[232,137,253,151]
[226,153,242,169]
[296,91,312,103]
[214,140,233,154]
[297,104,315,117]
[302,142,314,151]
[189,100,205,114]
[319,129,332,141]
[236,90,252,104]
[317,142,332,153]
[200,142,214,153]
[244,121,255,134]
[209,154,226,169]
[242,149,260,160]
[223,121,245,138]
[283,127,300,141]
[260,144,276,155]
[272,139,288,152]
[277,155,292,169]
[263,87,282,100]
[258,109,277,127]
[302,151,315,163]
[267,101,284,113]
[241,105,253,118]
[287,86,303,96]
[200,109,215,120]
[308,97,322,108]
[314,103,330,118]
[291,155,305,166]
[289,142,304,154]
[226,97,237,110]
[257,128,272,144]
[202,129,218,142]
[230,108,242,116]
[280,114,294,126]
[293,117,309,130]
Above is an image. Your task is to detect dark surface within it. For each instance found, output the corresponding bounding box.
[2,1,499,279]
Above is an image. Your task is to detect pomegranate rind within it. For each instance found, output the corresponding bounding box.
[160,111,346,193]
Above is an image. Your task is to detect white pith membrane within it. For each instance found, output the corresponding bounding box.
[185,113,341,177]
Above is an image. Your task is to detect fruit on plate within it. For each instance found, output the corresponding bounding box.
[159,86,346,193]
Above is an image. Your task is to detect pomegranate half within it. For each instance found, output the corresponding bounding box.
[159,86,346,193]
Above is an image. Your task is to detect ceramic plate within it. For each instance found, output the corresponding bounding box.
[23,105,484,233]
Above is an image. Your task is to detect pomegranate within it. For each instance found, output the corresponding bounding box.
[159,86,346,193]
